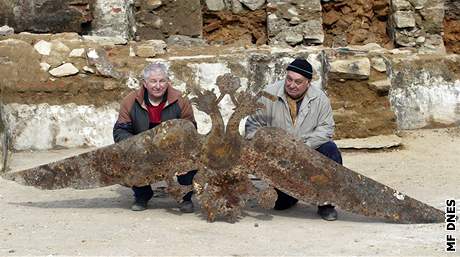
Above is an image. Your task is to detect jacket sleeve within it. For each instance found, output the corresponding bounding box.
[302,95,334,149]
[179,97,197,129]
[113,97,135,143]
[244,97,270,140]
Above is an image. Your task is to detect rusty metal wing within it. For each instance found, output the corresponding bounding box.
[4,120,201,190]
[241,127,444,224]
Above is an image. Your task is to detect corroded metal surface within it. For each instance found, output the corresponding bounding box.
[241,128,444,223]
[3,73,444,223]
[5,120,200,202]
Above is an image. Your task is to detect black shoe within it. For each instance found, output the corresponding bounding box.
[317,204,338,221]
[131,201,148,211]
[179,200,194,213]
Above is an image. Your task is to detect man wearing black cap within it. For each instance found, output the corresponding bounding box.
[245,57,343,221]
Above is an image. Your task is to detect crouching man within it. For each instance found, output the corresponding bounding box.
[113,63,197,213]
[245,58,343,221]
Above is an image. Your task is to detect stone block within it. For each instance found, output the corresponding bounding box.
[136,0,202,40]
[240,0,266,11]
[91,0,135,41]
[49,63,79,77]
[368,79,391,95]
[329,58,371,80]
[134,40,167,57]
[418,7,444,34]
[371,57,387,72]
[0,0,94,33]
[391,0,413,11]
[0,25,14,36]
[393,11,416,28]
[206,0,227,11]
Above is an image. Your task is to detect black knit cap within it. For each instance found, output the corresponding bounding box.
[286,58,313,80]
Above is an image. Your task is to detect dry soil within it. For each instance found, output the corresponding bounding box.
[0,128,459,256]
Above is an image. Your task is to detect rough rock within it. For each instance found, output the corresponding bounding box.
[136,0,202,40]
[336,134,402,149]
[240,0,266,11]
[393,11,416,28]
[0,39,48,87]
[91,0,135,41]
[371,57,387,72]
[0,0,94,33]
[206,0,226,11]
[267,14,289,37]
[49,63,79,77]
[283,31,304,46]
[69,48,86,58]
[368,79,391,95]
[299,20,324,44]
[86,48,124,80]
[0,25,14,36]
[142,0,163,11]
[83,36,127,46]
[40,63,51,72]
[329,58,371,80]
[166,35,208,47]
[134,40,167,57]
[230,0,244,14]
[267,0,323,46]
[391,0,413,11]
[43,41,72,68]
[34,40,52,56]
[418,5,444,34]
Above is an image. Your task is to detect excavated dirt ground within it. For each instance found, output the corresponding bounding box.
[444,19,460,54]
[322,0,392,48]
[203,10,267,46]
[328,79,396,138]
[0,127,459,255]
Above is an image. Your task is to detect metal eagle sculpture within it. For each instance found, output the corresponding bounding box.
[3,74,444,223]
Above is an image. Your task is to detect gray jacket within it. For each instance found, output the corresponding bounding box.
[245,80,335,149]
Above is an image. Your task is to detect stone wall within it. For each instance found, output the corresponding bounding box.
[0,1,459,152]
[2,32,459,151]
[388,0,445,51]
[0,0,457,52]
[389,54,460,129]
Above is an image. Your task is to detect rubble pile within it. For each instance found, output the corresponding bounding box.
[321,0,391,48]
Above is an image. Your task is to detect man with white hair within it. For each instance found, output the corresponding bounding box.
[113,63,197,213]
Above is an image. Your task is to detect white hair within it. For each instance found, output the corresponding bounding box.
[143,63,169,80]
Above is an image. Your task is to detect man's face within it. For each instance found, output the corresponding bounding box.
[284,70,310,99]
[143,71,170,100]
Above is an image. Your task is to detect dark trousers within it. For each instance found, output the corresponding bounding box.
[132,170,197,202]
[275,141,343,208]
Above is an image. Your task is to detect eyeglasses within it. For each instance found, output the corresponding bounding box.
[145,79,168,86]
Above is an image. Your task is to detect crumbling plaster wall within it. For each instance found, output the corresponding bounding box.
[0,0,459,151]
[3,32,458,151]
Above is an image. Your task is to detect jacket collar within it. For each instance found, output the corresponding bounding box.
[135,85,182,109]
